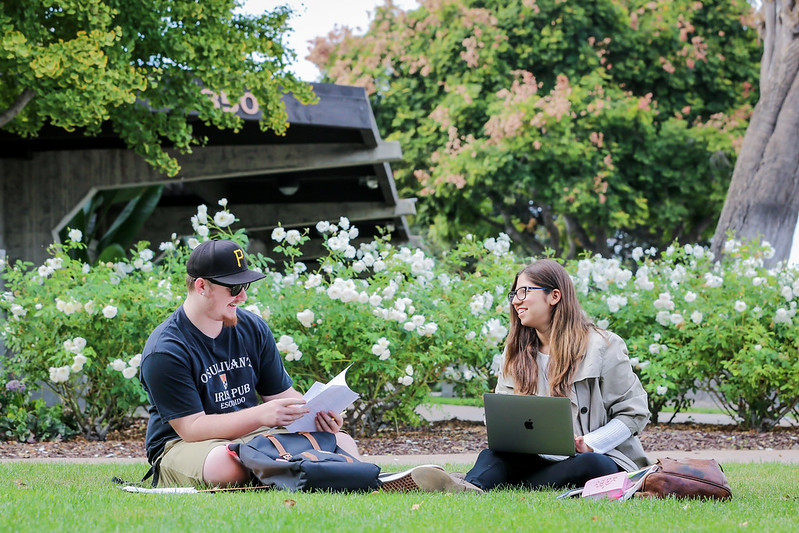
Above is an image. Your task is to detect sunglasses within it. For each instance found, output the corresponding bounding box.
[207,278,250,297]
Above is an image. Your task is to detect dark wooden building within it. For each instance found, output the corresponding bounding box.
[0,83,414,266]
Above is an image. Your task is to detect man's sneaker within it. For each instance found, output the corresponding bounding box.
[380,466,483,494]
[379,465,445,491]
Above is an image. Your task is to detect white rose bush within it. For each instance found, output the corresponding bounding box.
[0,236,189,440]
[253,221,516,435]
[3,201,799,440]
[576,241,799,431]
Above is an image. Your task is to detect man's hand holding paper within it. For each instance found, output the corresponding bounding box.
[285,366,359,433]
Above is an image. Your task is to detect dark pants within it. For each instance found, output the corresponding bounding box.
[465,449,621,491]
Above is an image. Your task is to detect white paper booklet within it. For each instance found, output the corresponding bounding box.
[285,366,360,432]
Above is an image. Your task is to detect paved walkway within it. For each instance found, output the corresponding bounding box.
[415,403,798,426]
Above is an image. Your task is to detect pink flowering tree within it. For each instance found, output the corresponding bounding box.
[309,0,760,258]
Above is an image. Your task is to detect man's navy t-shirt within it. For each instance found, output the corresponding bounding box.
[139,306,293,463]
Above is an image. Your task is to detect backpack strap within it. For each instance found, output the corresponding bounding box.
[138,456,162,487]
[298,431,322,451]
[265,434,292,460]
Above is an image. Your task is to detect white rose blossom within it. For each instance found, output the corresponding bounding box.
[482,318,508,345]
[102,305,118,319]
[774,308,792,324]
[49,366,70,383]
[67,228,83,242]
[271,227,286,242]
[285,230,302,246]
[297,309,315,328]
[371,338,391,360]
[10,304,26,320]
[71,354,87,373]
[196,205,208,224]
[304,274,322,289]
[122,366,138,379]
[734,300,747,313]
[276,335,302,361]
[214,211,236,227]
[63,337,87,354]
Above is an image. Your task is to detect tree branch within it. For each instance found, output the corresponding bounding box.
[0,88,35,128]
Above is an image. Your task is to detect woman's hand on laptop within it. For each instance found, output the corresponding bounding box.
[574,436,594,453]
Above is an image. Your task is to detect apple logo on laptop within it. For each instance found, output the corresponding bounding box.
[524,419,534,430]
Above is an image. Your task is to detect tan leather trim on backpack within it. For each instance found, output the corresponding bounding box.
[299,431,322,451]
[266,434,292,460]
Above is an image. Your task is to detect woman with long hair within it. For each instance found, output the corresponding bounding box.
[464,259,650,491]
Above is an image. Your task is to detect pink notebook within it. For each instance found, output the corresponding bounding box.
[581,472,631,500]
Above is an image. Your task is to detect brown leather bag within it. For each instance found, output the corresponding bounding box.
[636,458,732,500]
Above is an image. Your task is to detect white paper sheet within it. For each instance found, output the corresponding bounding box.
[285,366,360,432]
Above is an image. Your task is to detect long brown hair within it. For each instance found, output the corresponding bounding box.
[503,259,595,397]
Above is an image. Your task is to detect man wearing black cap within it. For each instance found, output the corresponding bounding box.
[139,239,355,487]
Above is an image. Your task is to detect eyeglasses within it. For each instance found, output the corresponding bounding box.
[207,279,250,297]
[507,286,546,303]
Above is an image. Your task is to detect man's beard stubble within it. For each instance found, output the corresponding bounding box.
[222,313,238,328]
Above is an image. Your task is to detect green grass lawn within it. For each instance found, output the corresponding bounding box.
[1,462,797,532]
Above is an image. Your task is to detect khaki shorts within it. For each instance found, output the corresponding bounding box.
[155,426,285,488]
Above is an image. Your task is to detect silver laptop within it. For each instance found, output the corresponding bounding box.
[483,393,576,456]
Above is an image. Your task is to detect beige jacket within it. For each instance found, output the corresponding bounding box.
[495,329,651,471]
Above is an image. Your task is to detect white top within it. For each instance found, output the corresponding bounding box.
[535,352,630,460]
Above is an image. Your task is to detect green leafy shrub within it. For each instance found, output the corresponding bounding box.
[2,200,798,438]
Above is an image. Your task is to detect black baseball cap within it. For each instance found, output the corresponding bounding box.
[186,240,266,284]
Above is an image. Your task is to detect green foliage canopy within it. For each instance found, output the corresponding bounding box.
[310,0,761,257]
[0,0,315,176]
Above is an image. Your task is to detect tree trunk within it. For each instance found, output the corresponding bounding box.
[711,1,799,264]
